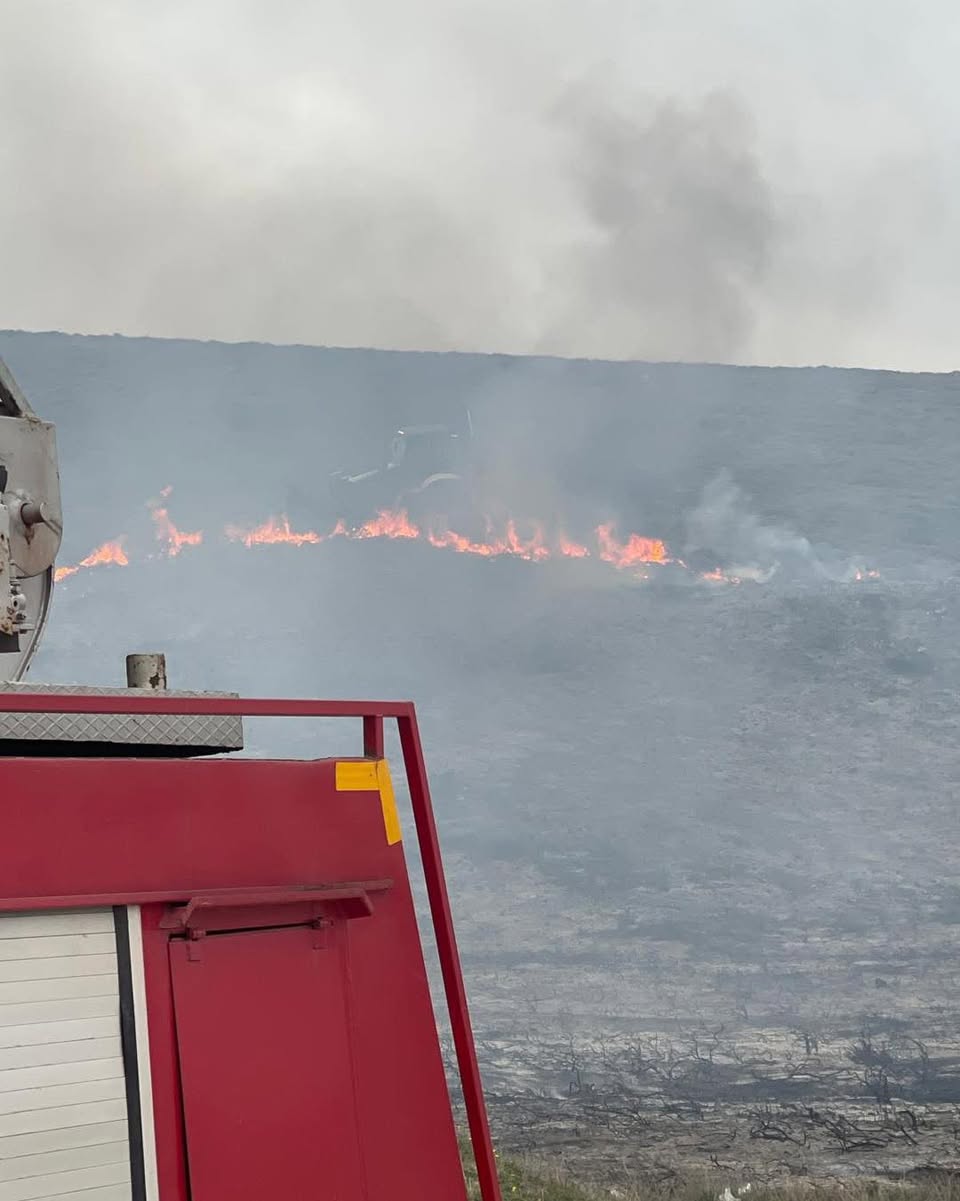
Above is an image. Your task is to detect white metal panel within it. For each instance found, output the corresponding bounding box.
[125,909,157,1201]
[34,1188,130,1201]
[0,912,131,1201]
[0,1101,129,1139]
[0,998,120,1029]
[0,1040,120,1073]
[0,937,117,963]
[0,1020,119,1051]
[0,957,119,984]
[0,915,114,941]
[0,979,120,1006]
[0,1081,127,1119]
[0,1142,129,1182]
[0,1160,130,1201]
[0,1124,128,1160]
[0,1061,124,1095]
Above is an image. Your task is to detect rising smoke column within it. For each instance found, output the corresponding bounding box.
[685,471,874,583]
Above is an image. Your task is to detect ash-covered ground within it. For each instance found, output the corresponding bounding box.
[3,330,960,1182]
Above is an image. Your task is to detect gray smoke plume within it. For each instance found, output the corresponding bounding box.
[0,1,955,370]
[685,471,867,582]
[539,88,778,364]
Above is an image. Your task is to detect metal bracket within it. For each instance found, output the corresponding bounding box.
[310,918,331,951]
[159,880,394,934]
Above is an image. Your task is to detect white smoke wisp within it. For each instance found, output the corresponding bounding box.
[685,472,868,583]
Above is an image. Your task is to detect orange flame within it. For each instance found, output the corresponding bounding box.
[152,515,202,555]
[225,515,321,548]
[421,517,557,562]
[354,510,420,540]
[559,536,590,559]
[503,519,550,562]
[426,527,503,557]
[700,568,741,585]
[595,523,670,568]
[54,539,129,582]
[148,488,202,557]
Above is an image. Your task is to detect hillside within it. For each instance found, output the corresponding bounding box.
[3,329,960,1183]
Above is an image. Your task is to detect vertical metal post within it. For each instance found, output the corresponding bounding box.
[0,502,16,642]
[362,715,384,759]
[126,653,168,690]
[397,711,501,1201]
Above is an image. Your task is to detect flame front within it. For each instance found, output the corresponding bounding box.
[426,527,500,557]
[149,487,202,557]
[355,510,419,540]
[54,539,129,582]
[596,523,670,567]
[226,515,322,548]
[559,536,590,559]
[700,567,741,585]
[504,520,550,562]
[53,495,880,589]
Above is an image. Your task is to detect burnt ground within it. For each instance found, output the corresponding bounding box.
[428,563,960,1183]
[427,567,960,1184]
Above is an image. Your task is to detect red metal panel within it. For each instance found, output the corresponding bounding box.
[0,758,389,899]
[342,885,470,1198]
[146,865,470,1199]
[169,924,366,1201]
[0,696,502,1201]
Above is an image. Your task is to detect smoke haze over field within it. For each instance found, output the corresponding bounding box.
[3,332,960,1176]
[2,1,959,371]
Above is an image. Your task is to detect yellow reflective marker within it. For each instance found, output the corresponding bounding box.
[335,759,402,845]
[335,760,379,792]
[376,759,402,846]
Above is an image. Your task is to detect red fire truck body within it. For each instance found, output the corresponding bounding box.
[0,694,500,1201]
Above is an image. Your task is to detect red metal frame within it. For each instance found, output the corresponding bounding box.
[0,692,502,1201]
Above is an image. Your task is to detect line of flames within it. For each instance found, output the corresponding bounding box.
[54,513,674,582]
[52,491,879,587]
[222,511,671,567]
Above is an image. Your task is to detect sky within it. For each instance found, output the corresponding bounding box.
[2,0,958,372]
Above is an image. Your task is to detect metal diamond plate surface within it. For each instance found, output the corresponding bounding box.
[0,682,244,751]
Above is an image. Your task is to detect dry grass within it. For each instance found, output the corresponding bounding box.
[461,1145,599,1200]
[461,1142,960,1201]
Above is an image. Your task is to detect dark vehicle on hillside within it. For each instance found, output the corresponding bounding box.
[330,413,475,528]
